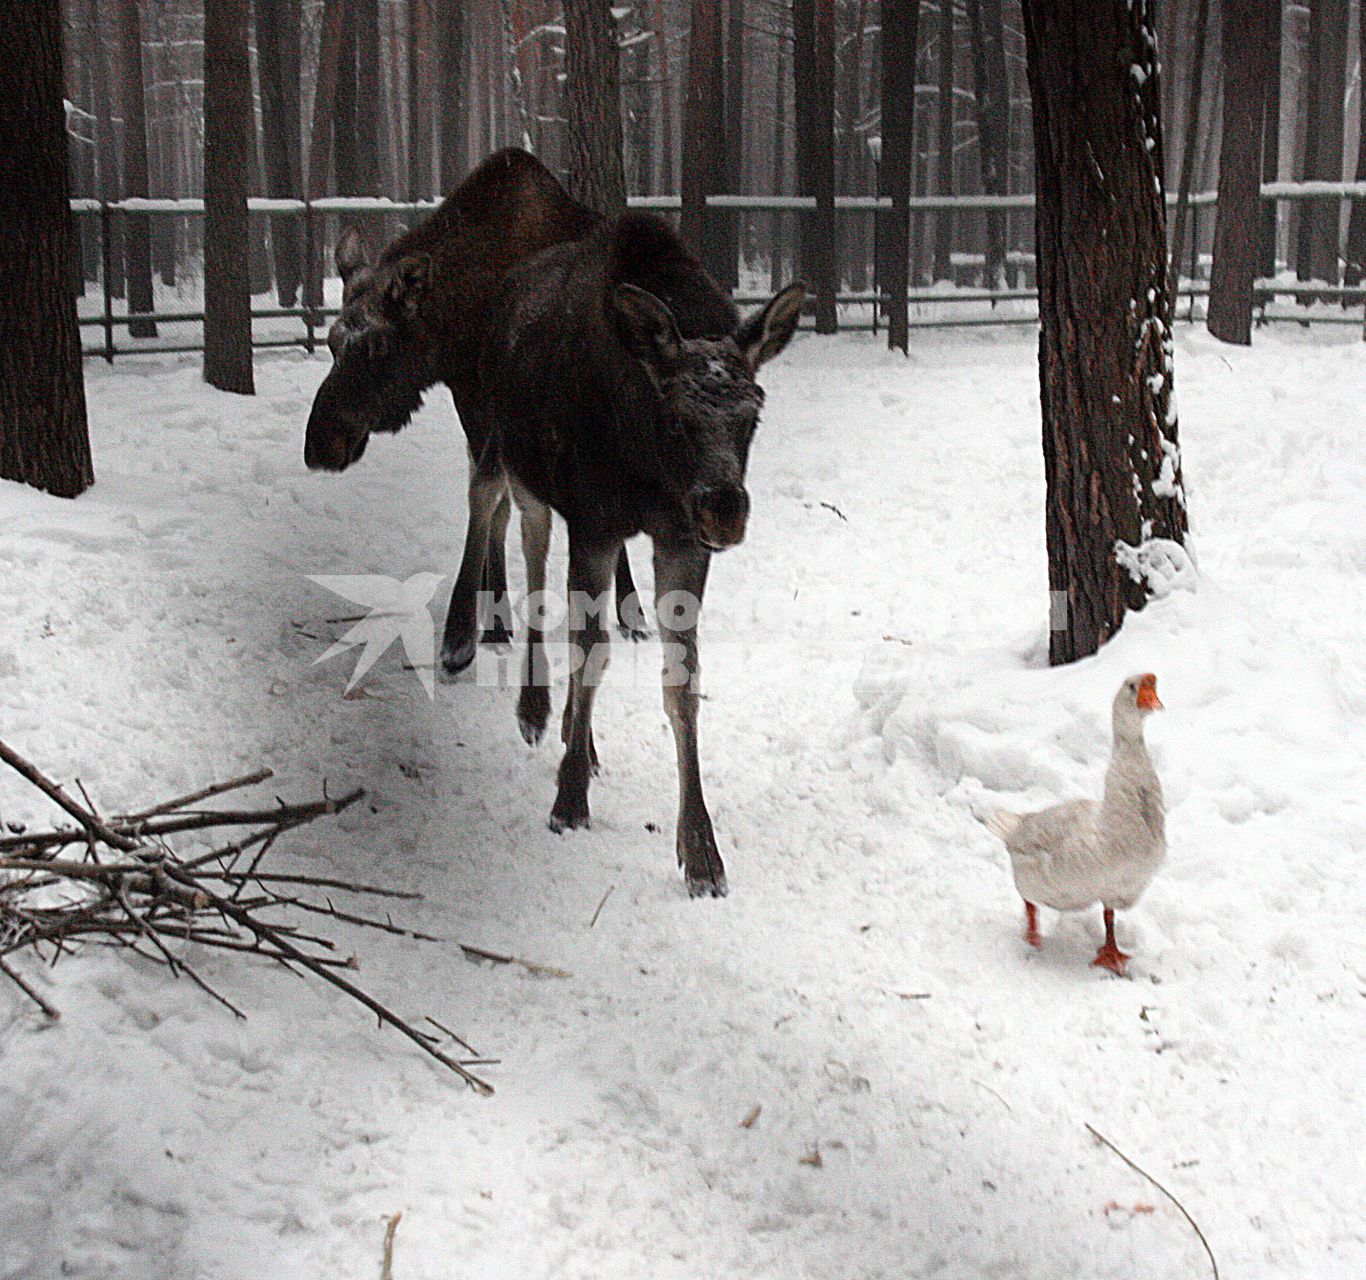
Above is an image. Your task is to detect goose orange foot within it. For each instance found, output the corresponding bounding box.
[1091,908,1130,976]
[1024,901,1043,950]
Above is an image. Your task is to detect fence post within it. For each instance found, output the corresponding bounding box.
[100,201,115,363]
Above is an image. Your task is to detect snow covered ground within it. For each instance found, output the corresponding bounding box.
[2,323,1363,1279]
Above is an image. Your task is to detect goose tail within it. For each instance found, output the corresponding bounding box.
[983,809,1022,843]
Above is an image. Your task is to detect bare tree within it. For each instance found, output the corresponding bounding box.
[115,0,156,336]
[1021,0,1189,665]
[204,0,256,394]
[0,0,94,497]
[408,0,433,200]
[653,0,676,193]
[305,0,347,307]
[1208,0,1278,344]
[1342,0,1366,289]
[564,1,627,215]
[882,0,921,351]
[794,0,837,331]
[436,1,466,192]
[1258,0,1283,277]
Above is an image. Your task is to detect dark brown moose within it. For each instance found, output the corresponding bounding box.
[460,211,804,897]
[303,148,644,663]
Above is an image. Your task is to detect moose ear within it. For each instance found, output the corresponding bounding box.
[384,253,433,316]
[612,284,682,378]
[737,282,806,373]
[335,226,371,284]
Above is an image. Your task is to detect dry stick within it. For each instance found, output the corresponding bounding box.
[167,869,493,1095]
[223,872,420,900]
[0,954,60,1020]
[380,1211,402,1280]
[424,1015,480,1058]
[0,739,142,852]
[1085,1123,1219,1280]
[117,768,275,822]
[588,884,615,928]
[277,896,445,942]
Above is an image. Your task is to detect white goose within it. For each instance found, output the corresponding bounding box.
[985,674,1166,975]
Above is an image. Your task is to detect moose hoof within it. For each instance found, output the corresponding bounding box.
[440,636,477,678]
[686,868,728,899]
[517,687,551,746]
[548,801,590,833]
[481,623,514,650]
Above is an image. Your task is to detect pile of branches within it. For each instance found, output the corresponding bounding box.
[0,739,494,1094]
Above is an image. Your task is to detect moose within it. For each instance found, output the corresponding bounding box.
[303,147,645,664]
[459,210,804,896]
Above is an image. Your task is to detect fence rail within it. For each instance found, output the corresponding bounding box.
[71,183,1366,360]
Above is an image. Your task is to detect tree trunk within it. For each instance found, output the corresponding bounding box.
[793,0,837,331]
[770,0,789,292]
[720,0,745,287]
[1297,0,1348,288]
[965,0,1010,288]
[0,0,94,497]
[1021,0,1189,666]
[933,0,955,282]
[354,0,382,198]
[564,1,627,217]
[1208,0,1276,344]
[437,0,465,192]
[305,0,347,308]
[882,0,920,351]
[681,0,727,275]
[115,0,156,336]
[838,0,868,292]
[90,6,125,300]
[1258,0,1283,277]
[653,0,675,193]
[256,0,303,306]
[1168,0,1211,297]
[408,0,432,200]
[627,18,654,194]
[1345,0,1366,289]
[204,0,256,395]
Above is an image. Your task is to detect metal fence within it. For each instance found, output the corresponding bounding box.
[71,183,1366,360]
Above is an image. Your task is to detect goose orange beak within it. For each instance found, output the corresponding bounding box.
[1137,673,1163,711]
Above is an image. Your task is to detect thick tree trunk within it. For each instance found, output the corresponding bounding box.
[256,0,303,306]
[1297,0,1348,288]
[933,1,955,282]
[681,0,727,274]
[881,0,920,351]
[115,0,156,336]
[0,0,93,497]
[838,0,868,292]
[436,1,465,192]
[204,0,256,395]
[770,0,789,292]
[1208,0,1276,344]
[965,0,1010,288]
[564,1,627,216]
[1022,0,1189,666]
[720,0,745,287]
[1168,0,1211,297]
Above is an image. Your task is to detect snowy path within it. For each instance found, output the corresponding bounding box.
[2,328,1363,1279]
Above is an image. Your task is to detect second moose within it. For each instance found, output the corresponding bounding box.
[454,212,804,897]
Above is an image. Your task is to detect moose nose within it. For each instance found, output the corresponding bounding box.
[693,486,750,551]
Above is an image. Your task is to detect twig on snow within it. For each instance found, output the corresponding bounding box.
[380,1211,402,1280]
[588,884,615,929]
[1084,1122,1219,1280]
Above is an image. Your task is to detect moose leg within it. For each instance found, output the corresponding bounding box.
[480,489,515,648]
[652,541,726,897]
[515,492,553,745]
[615,547,650,642]
[440,461,506,676]
[549,540,617,833]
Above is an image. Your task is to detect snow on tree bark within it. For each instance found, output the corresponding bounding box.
[1021,0,1190,666]
[203,0,255,395]
[0,0,94,497]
